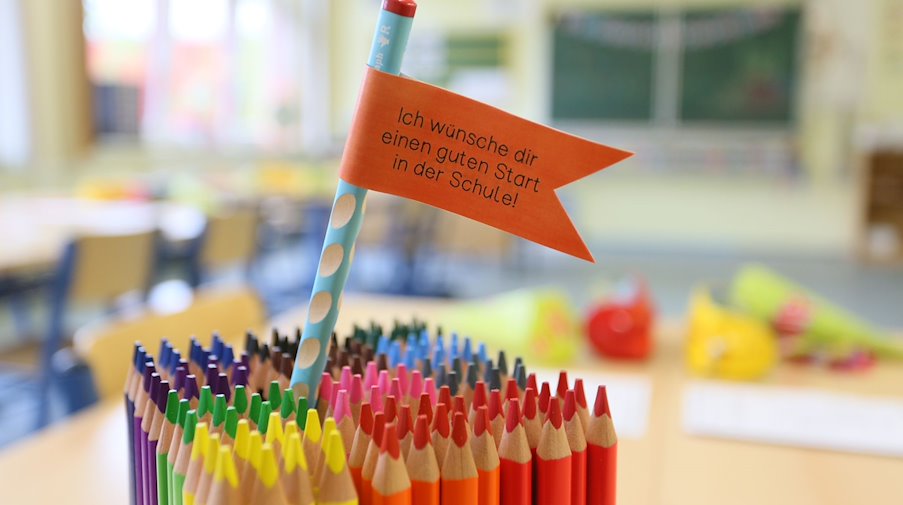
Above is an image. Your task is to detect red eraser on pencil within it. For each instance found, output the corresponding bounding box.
[383,0,417,17]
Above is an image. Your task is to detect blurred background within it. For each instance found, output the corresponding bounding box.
[0,0,902,458]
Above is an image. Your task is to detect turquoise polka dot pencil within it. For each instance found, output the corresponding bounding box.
[290,0,418,402]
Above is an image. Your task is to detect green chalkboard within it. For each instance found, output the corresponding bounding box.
[551,12,656,121]
[680,9,800,122]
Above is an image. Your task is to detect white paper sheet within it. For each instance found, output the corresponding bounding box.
[532,369,651,439]
[683,381,903,458]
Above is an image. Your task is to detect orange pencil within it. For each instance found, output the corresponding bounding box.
[430,403,450,466]
[564,390,587,505]
[586,386,617,505]
[349,402,374,495]
[472,406,500,505]
[318,431,358,505]
[440,412,479,504]
[406,415,439,505]
[498,398,531,505]
[536,400,571,505]
[372,424,412,505]
[361,412,387,505]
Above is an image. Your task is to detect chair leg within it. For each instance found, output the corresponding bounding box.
[10,291,33,341]
[37,286,67,429]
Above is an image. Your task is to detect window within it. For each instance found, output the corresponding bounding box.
[83,0,309,151]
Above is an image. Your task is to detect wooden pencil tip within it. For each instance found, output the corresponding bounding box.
[472,381,487,409]
[325,431,347,474]
[413,414,430,449]
[547,398,563,429]
[505,398,521,432]
[432,403,450,437]
[563,390,577,421]
[473,405,489,436]
[451,412,468,447]
[489,389,503,419]
[453,395,467,417]
[505,378,519,402]
[539,383,551,413]
[381,422,401,458]
[594,385,611,417]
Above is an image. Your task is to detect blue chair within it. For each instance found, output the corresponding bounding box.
[37,231,156,428]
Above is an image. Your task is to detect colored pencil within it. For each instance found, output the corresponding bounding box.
[282,432,314,505]
[536,400,572,505]
[430,403,450,466]
[361,412,387,505]
[586,386,617,505]
[318,431,358,505]
[249,444,287,505]
[206,446,240,505]
[349,403,374,495]
[498,398,531,505]
[564,390,587,505]
[472,406,501,505]
[440,412,479,504]
[406,415,439,505]
[372,423,412,505]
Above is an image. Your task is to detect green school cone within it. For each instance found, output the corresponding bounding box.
[730,264,903,358]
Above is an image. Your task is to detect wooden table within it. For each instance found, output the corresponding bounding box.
[1,295,901,504]
[0,196,204,276]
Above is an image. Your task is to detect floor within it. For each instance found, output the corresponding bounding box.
[0,237,901,448]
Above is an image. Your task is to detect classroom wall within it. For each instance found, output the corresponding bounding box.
[8,0,903,257]
[19,0,93,183]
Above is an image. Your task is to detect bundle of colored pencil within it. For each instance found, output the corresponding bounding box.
[124,321,617,505]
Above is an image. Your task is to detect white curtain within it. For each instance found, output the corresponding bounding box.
[0,0,31,169]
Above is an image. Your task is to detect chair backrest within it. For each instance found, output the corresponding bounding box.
[65,231,156,303]
[199,208,259,271]
[73,286,265,401]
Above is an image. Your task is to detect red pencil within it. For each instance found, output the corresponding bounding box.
[488,389,505,449]
[498,398,531,505]
[361,412,387,505]
[536,399,572,505]
[586,386,617,505]
[564,390,587,505]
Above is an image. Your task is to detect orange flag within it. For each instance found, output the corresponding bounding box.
[340,67,633,262]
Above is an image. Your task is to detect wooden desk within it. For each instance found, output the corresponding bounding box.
[0,196,203,276]
[1,295,901,504]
